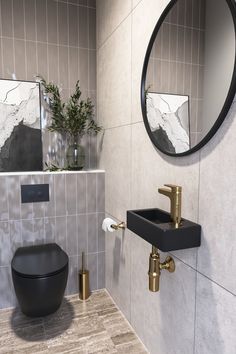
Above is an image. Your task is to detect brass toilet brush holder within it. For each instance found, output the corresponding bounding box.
[79,252,90,300]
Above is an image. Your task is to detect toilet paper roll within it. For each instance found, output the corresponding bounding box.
[102,218,116,232]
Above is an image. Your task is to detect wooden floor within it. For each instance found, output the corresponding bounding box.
[0,290,147,354]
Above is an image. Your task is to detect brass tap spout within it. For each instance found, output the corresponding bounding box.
[158,184,182,228]
[148,246,175,292]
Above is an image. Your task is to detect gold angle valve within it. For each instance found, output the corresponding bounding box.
[148,246,175,292]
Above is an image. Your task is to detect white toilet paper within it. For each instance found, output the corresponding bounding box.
[102,218,116,232]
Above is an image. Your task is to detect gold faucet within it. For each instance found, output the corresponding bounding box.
[158,184,182,228]
[148,246,175,292]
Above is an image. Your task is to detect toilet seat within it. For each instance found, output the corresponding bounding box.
[11,243,68,279]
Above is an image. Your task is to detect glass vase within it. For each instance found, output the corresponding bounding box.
[66,138,85,170]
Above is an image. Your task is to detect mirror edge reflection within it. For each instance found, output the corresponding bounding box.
[141,0,236,157]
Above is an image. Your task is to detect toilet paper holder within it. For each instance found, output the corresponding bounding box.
[111,221,126,230]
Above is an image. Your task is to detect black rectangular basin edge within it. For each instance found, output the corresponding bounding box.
[127,208,201,252]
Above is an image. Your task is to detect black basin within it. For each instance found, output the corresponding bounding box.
[127,208,201,251]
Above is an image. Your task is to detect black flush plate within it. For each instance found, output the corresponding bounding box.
[127,208,201,252]
[21,184,49,203]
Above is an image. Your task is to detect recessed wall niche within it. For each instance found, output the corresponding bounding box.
[0,0,97,169]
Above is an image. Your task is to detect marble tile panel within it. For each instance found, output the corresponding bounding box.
[105,225,131,321]
[195,273,236,354]
[198,103,236,294]
[97,17,131,129]
[96,0,132,48]
[99,126,132,221]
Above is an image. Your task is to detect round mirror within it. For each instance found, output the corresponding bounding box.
[141,0,236,156]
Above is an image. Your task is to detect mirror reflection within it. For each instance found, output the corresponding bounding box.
[144,0,236,154]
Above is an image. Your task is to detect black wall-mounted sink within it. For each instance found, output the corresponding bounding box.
[127,208,201,252]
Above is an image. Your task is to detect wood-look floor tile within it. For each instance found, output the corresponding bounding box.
[0,290,148,354]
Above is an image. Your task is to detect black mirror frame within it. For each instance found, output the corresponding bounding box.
[141,0,236,157]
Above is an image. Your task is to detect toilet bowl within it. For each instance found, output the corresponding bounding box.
[11,243,68,317]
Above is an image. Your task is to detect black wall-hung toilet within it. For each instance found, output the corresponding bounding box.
[11,243,68,317]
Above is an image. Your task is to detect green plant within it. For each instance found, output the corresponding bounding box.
[39,77,102,141]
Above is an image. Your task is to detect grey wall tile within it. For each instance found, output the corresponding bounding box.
[55,174,66,216]
[33,218,45,245]
[26,42,37,80]
[89,8,96,49]
[21,219,34,246]
[87,173,96,213]
[13,0,25,39]
[31,175,45,219]
[14,39,26,79]
[8,176,21,221]
[47,0,58,44]
[55,216,67,252]
[9,220,22,256]
[0,267,13,309]
[0,177,9,221]
[2,38,14,78]
[44,217,56,244]
[69,47,79,90]
[79,48,89,90]
[59,46,69,88]
[48,44,59,83]
[97,251,105,289]
[66,174,77,215]
[20,175,33,220]
[87,252,98,291]
[66,256,78,295]
[67,215,77,256]
[0,221,10,266]
[37,43,48,80]
[24,0,36,41]
[97,213,105,252]
[77,214,87,255]
[36,0,47,42]
[58,2,68,46]
[79,6,88,48]
[87,213,97,253]
[96,173,105,212]
[68,4,79,46]
[1,0,13,37]
[77,174,87,214]
[43,174,55,217]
